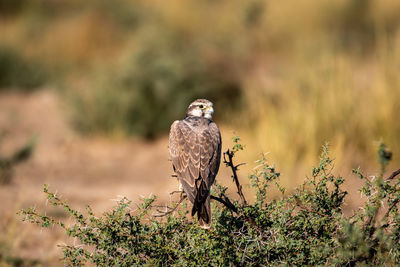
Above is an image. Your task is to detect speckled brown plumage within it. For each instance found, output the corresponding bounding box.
[169,99,221,229]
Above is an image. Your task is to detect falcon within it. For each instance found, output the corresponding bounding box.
[169,99,222,229]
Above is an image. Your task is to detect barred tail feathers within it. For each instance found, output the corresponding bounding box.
[191,180,211,229]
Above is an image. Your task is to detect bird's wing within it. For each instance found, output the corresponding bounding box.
[169,120,201,202]
[169,120,221,203]
[199,121,221,188]
[191,121,221,224]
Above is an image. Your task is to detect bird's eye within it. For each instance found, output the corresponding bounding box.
[199,105,204,109]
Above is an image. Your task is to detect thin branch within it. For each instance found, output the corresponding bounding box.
[386,169,400,182]
[363,169,400,235]
[223,149,248,205]
[154,194,187,217]
[383,198,400,221]
[363,203,379,238]
[210,195,238,213]
[294,197,333,218]
[211,192,264,235]
[381,169,400,221]
[236,163,247,168]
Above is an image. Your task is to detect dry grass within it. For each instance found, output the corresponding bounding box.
[240,42,400,177]
[1,0,400,265]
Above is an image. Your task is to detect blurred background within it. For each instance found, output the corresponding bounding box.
[1,0,400,265]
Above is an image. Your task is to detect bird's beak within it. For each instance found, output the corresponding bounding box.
[207,106,214,115]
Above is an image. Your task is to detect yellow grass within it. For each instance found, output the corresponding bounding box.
[1,0,399,180]
[1,1,400,264]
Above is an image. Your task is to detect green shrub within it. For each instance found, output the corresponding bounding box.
[20,139,400,266]
[0,136,36,184]
[0,0,29,16]
[0,45,46,90]
[69,28,242,139]
[0,240,40,267]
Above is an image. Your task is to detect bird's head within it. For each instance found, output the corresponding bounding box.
[186,99,214,120]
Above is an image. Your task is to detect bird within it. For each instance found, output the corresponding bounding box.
[169,99,222,229]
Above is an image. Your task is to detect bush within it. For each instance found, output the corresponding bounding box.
[20,139,400,266]
[70,31,242,139]
[0,0,29,16]
[0,241,40,267]
[0,136,36,184]
[0,45,46,90]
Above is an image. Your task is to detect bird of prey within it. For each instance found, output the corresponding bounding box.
[169,99,221,229]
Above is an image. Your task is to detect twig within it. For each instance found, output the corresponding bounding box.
[294,196,332,218]
[363,201,380,238]
[223,149,248,205]
[210,195,238,213]
[211,193,264,235]
[383,198,400,221]
[364,168,400,235]
[386,169,400,181]
[382,168,400,221]
[154,193,187,217]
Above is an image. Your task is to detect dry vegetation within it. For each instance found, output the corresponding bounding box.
[0,0,400,265]
[1,0,399,171]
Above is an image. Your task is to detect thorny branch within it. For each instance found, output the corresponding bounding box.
[223,149,248,206]
[210,195,237,213]
[211,192,265,234]
[382,168,400,220]
[363,168,400,237]
[154,193,187,217]
[383,199,400,221]
[386,168,400,181]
